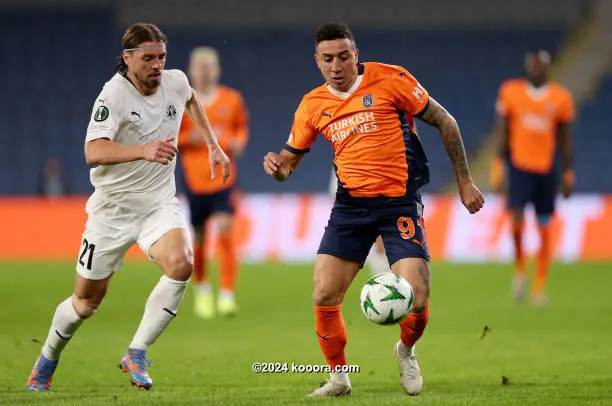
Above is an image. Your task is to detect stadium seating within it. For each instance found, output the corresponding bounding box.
[571,74,612,192]
[2,9,586,194]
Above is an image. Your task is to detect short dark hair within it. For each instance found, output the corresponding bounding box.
[315,22,355,46]
[115,23,168,74]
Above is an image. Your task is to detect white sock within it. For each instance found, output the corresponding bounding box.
[365,251,390,275]
[397,341,414,357]
[331,371,351,386]
[219,289,234,300]
[129,275,189,351]
[41,297,84,361]
[196,282,211,295]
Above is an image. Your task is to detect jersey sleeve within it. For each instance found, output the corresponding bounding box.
[85,85,124,142]
[495,82,511,117]
[557,89,575,124]
[390,69,430,117]
[285,97,316,154]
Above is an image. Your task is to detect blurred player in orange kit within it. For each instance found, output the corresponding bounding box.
[178,47,249,319]
[490,50,575,305]
[263,22,484,397]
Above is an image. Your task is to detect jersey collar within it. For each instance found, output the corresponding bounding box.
[326,63,365,99]
[524,80,550,100]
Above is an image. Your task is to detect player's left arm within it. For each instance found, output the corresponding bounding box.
[418,97,484,214]
[185,89,230,182]
[229,94,249,158]
[557,122,574,197]
[557,90,575,198]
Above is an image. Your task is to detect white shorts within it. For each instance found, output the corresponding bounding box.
[75,195,190,280]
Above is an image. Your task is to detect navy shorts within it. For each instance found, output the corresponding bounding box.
[508,165,558,215]
[186,187,235,227]
[317,193,430,267]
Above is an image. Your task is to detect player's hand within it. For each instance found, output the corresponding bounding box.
[459,181,485,214]
[143,137,177,165]
[208,143,231,183]
[562,169,575,198]
[263,152,286,181]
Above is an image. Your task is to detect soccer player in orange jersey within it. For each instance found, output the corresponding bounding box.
[490,50,575,305]
[178,47,249,319]
[263,22,484,397]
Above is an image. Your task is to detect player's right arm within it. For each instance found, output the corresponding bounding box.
[84,87,177,165]
[263,149,305,181]
[263,97,316,182]
[85,138,177,165]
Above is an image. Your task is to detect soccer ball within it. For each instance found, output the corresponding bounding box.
[359,273,414,325]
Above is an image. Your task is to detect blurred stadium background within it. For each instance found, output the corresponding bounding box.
[0,0,611,404]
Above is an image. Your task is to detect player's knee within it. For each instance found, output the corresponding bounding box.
[217,222,233,235]
[161,252,193,281]
[215,215,234,235]
[312,285,343,306]
[72,295,102,319]
[411,283,429,313]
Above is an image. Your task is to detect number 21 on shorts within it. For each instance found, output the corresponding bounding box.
[396,216,426,248]
[79,238,96,270]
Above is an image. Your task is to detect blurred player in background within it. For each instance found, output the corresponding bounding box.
[26,23,230,392]
[490,50,575,305]
[264,22,484,397]
[178,47,249,319]
[329,168,390,275]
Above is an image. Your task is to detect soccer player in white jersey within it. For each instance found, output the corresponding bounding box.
[328,168,390,275]
[26,23,230,392]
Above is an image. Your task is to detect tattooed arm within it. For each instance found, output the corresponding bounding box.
[417,97,485,214]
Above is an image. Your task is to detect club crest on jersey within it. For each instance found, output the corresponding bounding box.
[166,104,177,121]
[362,94,374,108]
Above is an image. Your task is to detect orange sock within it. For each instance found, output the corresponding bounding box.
[533,223,552,294]
[399,303,430,348]
[512,219,526,275]
[314,304,348,368]
[218,231,238,293]
[193,244,207,285]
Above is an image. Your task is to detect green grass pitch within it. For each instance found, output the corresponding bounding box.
[1,260,611,405]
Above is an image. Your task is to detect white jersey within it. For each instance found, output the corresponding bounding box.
[85,69,192,212]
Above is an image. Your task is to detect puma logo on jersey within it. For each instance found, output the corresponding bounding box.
[322,112,332,118]
[130,111,141,120]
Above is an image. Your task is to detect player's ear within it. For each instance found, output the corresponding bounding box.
[123,51,131,67]
[314,53,321,68]
[354,48,359,63]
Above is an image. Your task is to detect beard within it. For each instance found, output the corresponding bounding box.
[136,71,162,91]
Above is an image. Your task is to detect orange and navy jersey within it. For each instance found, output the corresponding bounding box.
[286,62,430,198]
[496,79,574,174]
[178,85,249,194]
